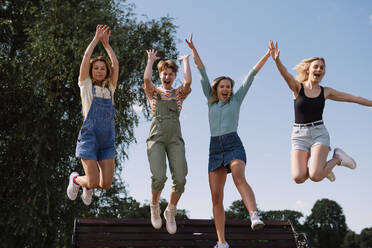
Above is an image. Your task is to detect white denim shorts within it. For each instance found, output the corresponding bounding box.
[291,123,330,152]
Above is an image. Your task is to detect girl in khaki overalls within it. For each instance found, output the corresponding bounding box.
[143,49,191,234]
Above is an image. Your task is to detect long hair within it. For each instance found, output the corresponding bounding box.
[208,76,235,104]
[293,57,326,83]
[89,56,112,87]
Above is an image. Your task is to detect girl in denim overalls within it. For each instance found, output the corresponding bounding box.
[143,49,191,234]
[186,34,270,248]
[67,25,119,206]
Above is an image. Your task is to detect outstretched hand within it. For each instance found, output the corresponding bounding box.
[185,33,195,50]
[177,54,190,62]
[146,49,161,62]
[94,25,109,41]
[101,26,111,47]
[269,40,280,61]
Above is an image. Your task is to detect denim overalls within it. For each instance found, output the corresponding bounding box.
[146,90,188,194]
[76,85,116,161]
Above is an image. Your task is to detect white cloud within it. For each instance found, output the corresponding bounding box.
[370,14,372,25]
[295,200,306,209]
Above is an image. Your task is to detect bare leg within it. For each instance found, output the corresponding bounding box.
[209,166,227,244]
[169,191,182,207]
[75,159,99,189]
[230,159,257,212]
[152,190,162,205]
[291,150,310,183]
[97,158,115,189]
[308,145,339,182]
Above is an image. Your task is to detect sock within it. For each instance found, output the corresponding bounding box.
[73,176,80,186]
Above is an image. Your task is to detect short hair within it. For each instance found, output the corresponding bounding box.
[293,57,326,83]
[157,60,178,74]
[208,76,235,104]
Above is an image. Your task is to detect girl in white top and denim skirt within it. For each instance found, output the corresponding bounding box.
[269,40,372,184]
[66,25,119,206]
[186,34,271,248]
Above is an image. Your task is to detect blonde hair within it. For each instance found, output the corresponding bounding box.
[89,56,112,87]
[208,76,235,104]
[157,60,178,74]
[293,57,326,83]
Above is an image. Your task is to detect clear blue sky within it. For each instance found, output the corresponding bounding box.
[121,0,372,233]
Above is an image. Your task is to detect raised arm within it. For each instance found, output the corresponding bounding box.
[325,87,372,106]
[177,54,192,92]
[269,40,299,93]
[235,45,270,102]
[143,49,160,90]
[101,27,119,88]
[79,25,106,81]
[185,33,205,70]
[185,34,211,99]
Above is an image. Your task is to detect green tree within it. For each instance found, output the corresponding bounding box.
[341,230,359,248]
[1,0,178,247]
[261,210,304,232]
[304,198,347,248]
[225,200,250,220]
[359,227,372,248]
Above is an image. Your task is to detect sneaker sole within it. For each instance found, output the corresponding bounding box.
[67,172,79,200]
[164,211,177,234]
[336,149,357,169]
[252,223,265,230]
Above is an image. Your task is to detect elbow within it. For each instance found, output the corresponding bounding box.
[144,78,151,84]
[184,80,192,87]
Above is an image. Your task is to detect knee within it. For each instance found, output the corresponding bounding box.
[172,177,186,194]
[308,172,323,182]
[152,176,167,192]
[211,192,224,206]
[292,175,307,184]
[99,181,112,190]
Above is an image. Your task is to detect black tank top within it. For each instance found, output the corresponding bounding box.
[294,84,325,124]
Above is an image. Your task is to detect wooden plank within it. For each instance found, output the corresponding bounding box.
[77,218,291,227]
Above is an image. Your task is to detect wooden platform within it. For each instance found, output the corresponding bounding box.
[72,218,308,248]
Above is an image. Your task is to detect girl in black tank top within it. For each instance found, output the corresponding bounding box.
[269,40,372,185]
[294,83,325,124]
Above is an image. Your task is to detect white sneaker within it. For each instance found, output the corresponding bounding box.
[326,171,336,182]
[81,187,93,206]
[214,242,229,248]
[164,206,177,234]
[250,211,265,230]
[150,204,162,229]
[67,172,80,200]
[333,148,357,169]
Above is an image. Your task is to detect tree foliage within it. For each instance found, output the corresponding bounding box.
[304,198,347,248]
[1,0,178,247]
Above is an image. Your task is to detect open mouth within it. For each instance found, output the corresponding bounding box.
[313,73,322,79]
[221,93,229,99]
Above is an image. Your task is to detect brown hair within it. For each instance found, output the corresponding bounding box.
[157,60,178,74]
[208,76,235,104]
[89,56,112,87]
[293,57,326,83]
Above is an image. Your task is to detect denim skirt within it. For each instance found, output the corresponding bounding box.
[208,132,246,173]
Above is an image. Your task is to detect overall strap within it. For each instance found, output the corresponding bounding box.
[92,84,96,98]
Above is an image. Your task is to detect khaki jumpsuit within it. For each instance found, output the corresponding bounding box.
[146,91,188,194]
